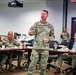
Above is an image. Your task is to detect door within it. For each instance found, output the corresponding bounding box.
[71,17,76,38]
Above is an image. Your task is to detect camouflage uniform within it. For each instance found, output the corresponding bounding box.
[61,31,69,42]
[0,40,8,73]
[3,37,22,70]
[0,41,2,47]
[28,21,54,75]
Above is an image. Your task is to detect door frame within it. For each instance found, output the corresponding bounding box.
[71,17,76,38]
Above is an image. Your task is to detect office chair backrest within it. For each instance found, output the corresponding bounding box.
[49,41,59,49]
[49,41,59,55]
[28,39,34,46]
[60,41,68,47]
[14,32,21,39]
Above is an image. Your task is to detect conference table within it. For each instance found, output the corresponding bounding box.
[0,47,76,60]
[0,46,76,54]
[0,46,76,69]
[0,47,76,68]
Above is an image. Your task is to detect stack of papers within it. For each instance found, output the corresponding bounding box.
[27,46,32,49]
[57,48,69,52]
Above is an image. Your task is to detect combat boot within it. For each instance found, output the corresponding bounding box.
[8,64,14,72]
[0,66,3,74]
[16,65,25,69]
[16,57,25,69]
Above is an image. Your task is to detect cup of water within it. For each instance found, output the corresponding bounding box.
[2,45,5,49]
[54,43,57,50]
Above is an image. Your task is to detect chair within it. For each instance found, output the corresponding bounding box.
[23,39,43,70]
[22,39,34,68]
[47,41,59,70]
[60,52,76,75]
[22,51,28,69]
[60,41,69,47]
[62,65,76,75]
[4,52,17,70]
[23,40,59,70]
[62,57,76,75]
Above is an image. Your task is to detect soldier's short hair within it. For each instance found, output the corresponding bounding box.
[42,10,49,15]
[8,31,13,35]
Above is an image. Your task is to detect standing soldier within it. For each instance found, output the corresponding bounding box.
[28,10,55,75]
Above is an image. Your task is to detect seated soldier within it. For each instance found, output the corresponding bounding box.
[0,36,8,73]
[3,31,23,71]
[54,33,76,74]
[60,27,70,46]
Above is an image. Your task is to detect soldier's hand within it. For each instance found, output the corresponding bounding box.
[43,38,50,44]
[2,40,5,44]
[28,31,33,36]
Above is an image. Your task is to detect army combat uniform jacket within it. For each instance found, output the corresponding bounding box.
[29,21,55,50]
[61,31,69,42]
[3,37,20,47]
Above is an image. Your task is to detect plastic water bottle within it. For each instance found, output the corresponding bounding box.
[54,43,57,50]
[2,45,5,49]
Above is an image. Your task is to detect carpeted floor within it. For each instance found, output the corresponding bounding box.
[0,59,71,75]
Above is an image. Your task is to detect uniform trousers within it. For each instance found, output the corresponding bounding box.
[58,53,76,68]
[28,49,49,75]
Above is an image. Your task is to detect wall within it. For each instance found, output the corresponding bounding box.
[1,0,76,41]
[67,0,76,36]
[46,0,63,42]
[0,1,46,39]
[46,0,76,42]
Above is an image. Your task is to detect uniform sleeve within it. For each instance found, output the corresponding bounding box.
[13,39,20,46]
[67,32,70,42]
[29,23,37,36]
[3,38,11,47]
[67,32,69,38]
[0,42,2,46]
[49,25,55,41]
[3,38,20,47]
[60,33,63,38]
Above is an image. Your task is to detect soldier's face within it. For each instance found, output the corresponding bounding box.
[8,32,13,40]
[63,28,67,32]
[41,11,48,21]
